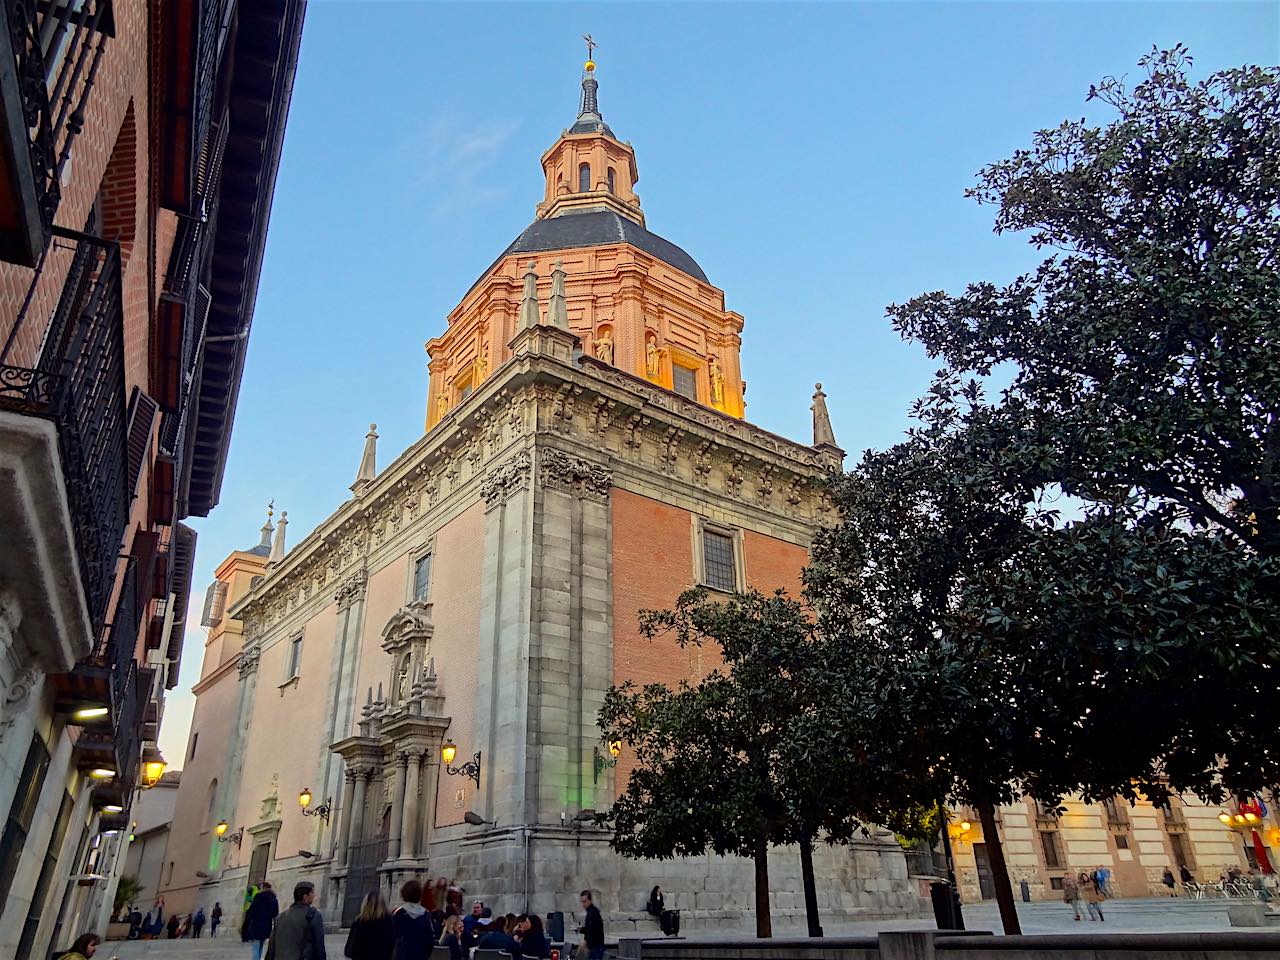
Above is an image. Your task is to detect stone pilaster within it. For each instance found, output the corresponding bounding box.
[400,750,423,859]
[334,770,358,870]
[386,753,406,861]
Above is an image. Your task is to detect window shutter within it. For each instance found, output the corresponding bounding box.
[125,387,159,496]
[200,580,228,627]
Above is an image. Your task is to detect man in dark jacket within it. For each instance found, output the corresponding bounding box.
[578,890,605,960]
[244,882,280,960]
[265,881,326,960]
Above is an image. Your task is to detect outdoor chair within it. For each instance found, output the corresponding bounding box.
[430,948,452,960]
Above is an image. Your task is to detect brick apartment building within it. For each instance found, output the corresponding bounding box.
[0,1,302,955]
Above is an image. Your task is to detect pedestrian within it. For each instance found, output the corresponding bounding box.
[1098,865,1113,898]
[430,909,445,944]
[1252,871,1272,903]
[212,902,223,938]
[193,907,207,937]
[167,913,180,939]
[433,879,449,914]
[446,880,464,914]
[646,886,664,918]
[1179,864,1194,886]
[1062,872,1082,920]
[264,881,326,960]
[141,911,153,940]
[1082,872,1105,922]
[391,879,433,960]
[461,900,484,946]
[578,890,605,960]
[476,915,520,956]
[244,881,280,960]
[519,913,551,960]
[345,889,394,960]
[1162,867,1176,896]
[439,914,466,960]
[60,933,101,959]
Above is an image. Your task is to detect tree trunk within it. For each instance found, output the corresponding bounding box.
[753,832,773,938]
[975,799,1021,935]
[798,829,823,937]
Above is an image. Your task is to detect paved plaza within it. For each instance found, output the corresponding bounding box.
[96,897,1264,958]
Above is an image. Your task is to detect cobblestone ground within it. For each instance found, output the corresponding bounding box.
[97,897,1269,957]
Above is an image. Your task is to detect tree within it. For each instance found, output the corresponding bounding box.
[598,588,929,938]
[113,874,144,921]
[806,376,1280,933]
[889,47,1280,557]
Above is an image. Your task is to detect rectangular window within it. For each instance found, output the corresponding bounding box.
[1038,830,1063,869]
[672,364,697,401]
[286,635,303,680]
[189,731,198,760]
[1049,877,1065,890]
[413,553,432,602]
[1169,832,1195,870]
[702,529,737,593]
[457,381,473,401]
[1115,834,1129,850]
[0,736,51,907]
[15,790,73,960]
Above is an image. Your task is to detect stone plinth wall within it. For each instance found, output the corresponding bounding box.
[636,931,1280,960]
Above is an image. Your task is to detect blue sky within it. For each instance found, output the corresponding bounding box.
[160,0,1279,765]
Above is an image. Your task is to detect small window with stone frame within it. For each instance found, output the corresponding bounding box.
[285,634,303,680]
[672,364,698,401]
[700,528,738,593]
[413,552,432,602]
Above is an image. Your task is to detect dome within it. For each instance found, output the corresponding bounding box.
[467,208,709,297]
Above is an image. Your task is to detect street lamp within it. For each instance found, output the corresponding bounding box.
[141,748,166,789]
[593,740,622,783]
[441,740,480,789]
[215,821,243,847]
[298,788,332,823]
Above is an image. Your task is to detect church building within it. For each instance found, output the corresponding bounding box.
[161,57,921,932]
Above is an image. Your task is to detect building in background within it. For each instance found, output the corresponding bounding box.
[0,1,303,956]
[160,56,922,933]
[122,770,181,908]
[946,793,1280,902]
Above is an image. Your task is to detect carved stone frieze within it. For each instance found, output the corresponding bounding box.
[539,449,613,503]
[480,450,533,505]
[335,569,368,610]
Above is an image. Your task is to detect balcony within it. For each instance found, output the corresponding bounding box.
[0,229,132,672]
[0,0,114,266]
[0,230,131,639]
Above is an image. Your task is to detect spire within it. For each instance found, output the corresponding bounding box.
[518,261,541,330]
[269,510,288,564]
[547,259,569,330]
[351,423,378,493]
[257,503,274,550]
[570,39,614,137]
[812,383,838,449]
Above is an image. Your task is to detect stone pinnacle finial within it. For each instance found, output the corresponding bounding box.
[548,259,569,331]
[518,261,541,331]
[812,382,838,449]
[351,423,378,493]
[269,510,288,563]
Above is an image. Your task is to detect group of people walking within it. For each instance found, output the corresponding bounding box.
[242,879,606,960]
[1061,868,1109,921]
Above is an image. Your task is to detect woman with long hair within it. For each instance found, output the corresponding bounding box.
[344,889,395,959]
[61,933,101,959]
[520,913,551,959]
[439,913,466,960]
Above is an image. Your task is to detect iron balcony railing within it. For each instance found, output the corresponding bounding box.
[2,0,113,262]
[0,228,128,635]
[106,559,141,788]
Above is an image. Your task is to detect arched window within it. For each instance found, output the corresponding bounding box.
[578,163,591,192]
[607,167,616,194]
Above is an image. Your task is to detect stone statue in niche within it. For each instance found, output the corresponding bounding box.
[477,340,489,380]
[595,329,614,365]
[709,355,725,405]
[436,394,449,419]
[645,332,661,378]
[396,653,411,704]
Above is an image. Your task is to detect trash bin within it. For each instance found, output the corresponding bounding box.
[929,881,958,929]
[1020,879,1031,902]
[659,909,680,936]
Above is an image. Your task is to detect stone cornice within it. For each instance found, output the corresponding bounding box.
[230,348,836,639]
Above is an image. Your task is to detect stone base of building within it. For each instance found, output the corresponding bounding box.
[194,827,925,935]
